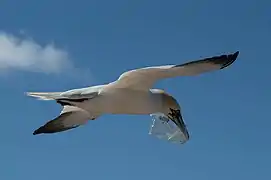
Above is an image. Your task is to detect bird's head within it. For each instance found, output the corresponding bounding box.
[156,90,190,141]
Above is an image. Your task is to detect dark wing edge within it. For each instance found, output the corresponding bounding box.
[32,110,89,135]
[33,112,76,135]
[174,51,240,69]
[56,91,99,107]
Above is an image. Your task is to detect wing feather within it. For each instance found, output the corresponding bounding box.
[107,51,239,90]
[26,85,104,101]
[33,106,91,135]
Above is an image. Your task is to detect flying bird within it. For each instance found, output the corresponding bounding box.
[26,51,239,143]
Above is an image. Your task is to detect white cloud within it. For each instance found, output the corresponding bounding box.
[0,31,72,74]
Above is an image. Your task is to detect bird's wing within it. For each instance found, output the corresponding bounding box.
[33,106,91,135]
[26,85,104,101]
[107,51,239,91]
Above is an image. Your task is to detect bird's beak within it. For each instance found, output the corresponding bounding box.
[171,113,190,141]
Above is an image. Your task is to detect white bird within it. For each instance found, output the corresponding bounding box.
[26,51,239,143]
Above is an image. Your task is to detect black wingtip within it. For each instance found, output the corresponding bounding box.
[33,126,44,135]
[233,51,240,58]
[221,51,240,69]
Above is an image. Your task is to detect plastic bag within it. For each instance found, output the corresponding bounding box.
[149,113,189,144]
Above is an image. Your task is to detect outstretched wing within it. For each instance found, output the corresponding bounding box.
[33,106,91,135]
[27,85,104,101]
[107,51,239,91]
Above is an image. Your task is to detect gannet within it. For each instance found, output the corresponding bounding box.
[26,51,239,143]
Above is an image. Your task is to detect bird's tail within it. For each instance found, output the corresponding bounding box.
[26,92,63,100]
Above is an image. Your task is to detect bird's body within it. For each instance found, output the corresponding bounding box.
[63,88,172,115]
[82,88,157,115]
[27,51,240,143]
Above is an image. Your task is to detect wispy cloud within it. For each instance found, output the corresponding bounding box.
[0,31,72,74]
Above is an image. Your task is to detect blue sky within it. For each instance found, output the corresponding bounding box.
[0,0,270,179]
